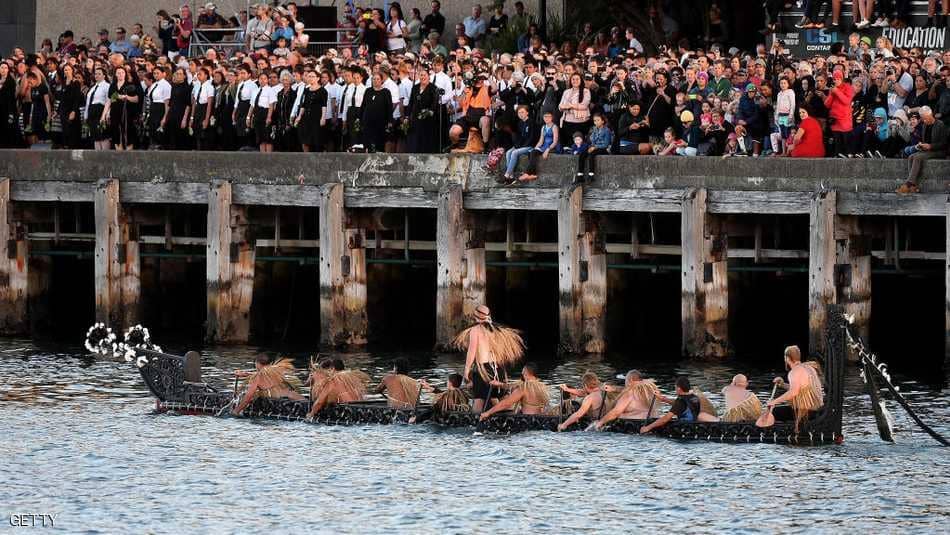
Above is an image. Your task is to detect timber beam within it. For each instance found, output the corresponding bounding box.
[809,191,837,357]
[94,179,140,331]
[206,180,255,343]
[318,183,367,349]
[681,188,729,358]
[0,179,28,334]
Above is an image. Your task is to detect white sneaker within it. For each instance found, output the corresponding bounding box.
[873,18,889,27]
[855,19,869,29]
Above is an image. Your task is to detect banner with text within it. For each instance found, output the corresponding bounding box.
[779,26,948,57]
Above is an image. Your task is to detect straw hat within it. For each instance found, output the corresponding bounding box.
[474,305,491,323]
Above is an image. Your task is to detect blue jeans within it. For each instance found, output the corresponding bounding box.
[505,146,533,176]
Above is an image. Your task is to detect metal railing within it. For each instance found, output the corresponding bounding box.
[187,26,354,58]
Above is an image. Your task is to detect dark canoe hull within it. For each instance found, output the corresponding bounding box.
[138,346,844,445]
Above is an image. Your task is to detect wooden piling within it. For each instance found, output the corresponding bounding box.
[558,184,583,353]
[704,216,729,358]
[94,179,139,330]
[580,213,606,354]
[318,183,366,348]
[342,226,368,346]
[681,187,729,358]
[835,216,871,359]
[436,185,465,349]
[809,190,837,357]
[206,180,254,343]
[462,212,486,321]
[0,178,28,334]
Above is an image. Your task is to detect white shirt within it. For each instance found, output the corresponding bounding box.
[235,80,258,108]
[84,80,110,115]
[148,79,172,104]
[325,81,343,120]
[887,72,913,116]
[398,77,413,109]
[341,83,367,119]
[382,77,401,119]
[253,84,278,108]
[386,19,408,51]
[195,80,215,105]
[290,81,307,119]
[432,70,453,106]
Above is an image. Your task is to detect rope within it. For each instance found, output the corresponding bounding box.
[844,323,949,447]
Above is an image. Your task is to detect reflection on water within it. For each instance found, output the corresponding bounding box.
[1,339,949,532]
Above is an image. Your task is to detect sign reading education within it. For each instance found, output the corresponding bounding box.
[780,26,948,57]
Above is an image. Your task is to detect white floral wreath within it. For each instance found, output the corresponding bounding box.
[84,323,162,368]
[84,323,118,356]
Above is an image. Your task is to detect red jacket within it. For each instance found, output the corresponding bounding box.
[824,82,854,133]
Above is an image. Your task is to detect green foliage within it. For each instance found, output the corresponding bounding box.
[487,15,530,54]
[486,13,570,54]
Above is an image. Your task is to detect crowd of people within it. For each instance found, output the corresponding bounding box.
[0,2,948,191]
[232,304,826,434]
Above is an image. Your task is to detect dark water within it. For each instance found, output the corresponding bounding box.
[1,340,949,533]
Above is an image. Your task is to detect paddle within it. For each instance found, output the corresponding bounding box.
[217,375,241,417]
[755,384,780,428]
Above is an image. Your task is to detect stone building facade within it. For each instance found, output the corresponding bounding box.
[29,0,563,51]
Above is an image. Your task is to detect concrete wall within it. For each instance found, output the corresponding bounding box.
[34,0,564,50]
[0,0,36,55]
[35,0,219,48]
[0,150,945,194]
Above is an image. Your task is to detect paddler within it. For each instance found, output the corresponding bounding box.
[426,373,471,414]
[639,376,718,434]
[374,358,422,409]
[721,374,763,423]
[762,345,825,430]
[478,362,550,420]
[232,355,305,416]
[557,372,607,431]
[594,370,671,430]
[453,304,525,412]
[307,357,336,400]
[305,359,371,419]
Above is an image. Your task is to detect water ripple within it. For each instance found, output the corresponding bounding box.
[0,341,948,532]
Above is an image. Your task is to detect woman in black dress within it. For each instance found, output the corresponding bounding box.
[56,63,83,149]
[295,70,327,152]
[20,70,51,147]
[272,70,297,151]
[405,67,439,153]
[213,70,236,150]
[165,68,192,150]
[107,66,141,150]
[360,72,392,153]
[0,63,19,148]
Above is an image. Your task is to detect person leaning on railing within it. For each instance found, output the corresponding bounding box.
[247,4,274,52]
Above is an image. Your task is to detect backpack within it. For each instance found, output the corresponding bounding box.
[484,147,505,172]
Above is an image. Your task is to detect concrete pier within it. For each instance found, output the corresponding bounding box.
[0,150,946,359]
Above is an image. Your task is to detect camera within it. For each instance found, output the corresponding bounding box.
[885,68,895,76]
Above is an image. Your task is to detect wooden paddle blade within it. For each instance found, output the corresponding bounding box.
[755,410,775,428]
[863,360,895,443]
